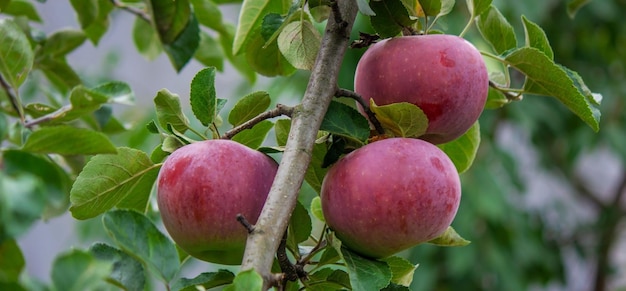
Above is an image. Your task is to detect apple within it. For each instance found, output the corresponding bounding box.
[355,34,488,144]
[157,139,278,265]
[320,138,461,258]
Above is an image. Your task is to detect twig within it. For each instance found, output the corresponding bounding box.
[239,1,359,289]
[489,80,523,101]
[0,73,25,123]
[110,0,151,23]
[350,32,380,49]
[277,231,299,282]
[335,87,385,135]
[221,104,293,139]
[236,214,255,234]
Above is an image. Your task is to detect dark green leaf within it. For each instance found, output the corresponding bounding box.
[154,89,191,133]
[521,15,553,60]
[567,0,591,18]
[223,269,264,291]
[322,136,346,168]
[190,67,217,126]
[477,5,517,54]
[370,0,416,38]
[231,120,274,149]
[0,239,25,282]
[22,126,117,155]
[277,20,321,70]
[370,100,428,138]
[317,246,339,266]
[149,0,191,44]
[69,147,160,219]
[340,247,392,291]
[232,0,288,55]
[40,29,86,58]
[261,13,284,41]
[427,226,471,246]
[246,32,296,77]
[321,101,370,143]
[437,121,480,174]
[381,256,417,287]
[0,18,34,89]
[51,250,112,291]
[194,31,224,70]
[228,91,271,127]
[89,243,145,291]
[133,17,162,61]
[172,270,235,291]
[102,210,179,282]
[163,14,200,71]
[505,47,601,131]
[288,200,312,249]
[3,0,42,22]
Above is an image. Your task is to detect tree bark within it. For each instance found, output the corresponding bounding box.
[239,1,358,289]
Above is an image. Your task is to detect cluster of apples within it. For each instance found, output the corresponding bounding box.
[156,34,488,264]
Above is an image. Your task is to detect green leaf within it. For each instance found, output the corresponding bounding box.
[69,0,97,31]
[172,270,235,291]
[567,0,591,18]
[69,147,160,219]
[231,120,274,149]
[163,14,200,71]
[191,0,225,32]
[133,17,163,61]
[148,0,191,44]
[83,0,113,44]
[3,0,42,22]
[102,210,179,282]
[309,0,331,22]
[37,57,81,94]
[89,243,146,291]
[505,47,601,131]
[437,121,480,174]
[51,250,112,291]
[370,0,416,38]
[154,89,191,133]
[223,269,264,291]
[92,81,135,105]
[190,67,217,126]
[39,29,86,58]
[381,256,417,287]
[274,118,291,146]
[305,143,329,193]
[521,15,553,60]
[0,18,34,89]
[0,239,25,282]
[477,5,517,54]
[340,247,392,291]
[288,200,312,248]
[307,268,351,290]
[261,13,284,41]
[427,226,471,246]
[246,33,296,76]
[22,126,117,155]
[310,196,325,222]
[370,100,428,138]
[195,31,224,70]
[232,0,287,55]
[418,0,441,16]
[485,86,508,109]
[321,101,370,143]
[0,172,46,240]
[277,20,321,70]
[466,0,491,16]
[357,0,376,16]
[219,23,257,83]
[228,91,271,126]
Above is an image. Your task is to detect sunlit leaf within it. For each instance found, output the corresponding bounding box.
[232,0,287,55]
[229,91,271,126]
[477,5,517,54]
[154,89,191,133]
[190,67,217,126]
[427,226,471,246]
[310,196,325,222]
[22,126,117,155]
[382,256,418,287]
[370,100,428,138]
[277,20,321,70]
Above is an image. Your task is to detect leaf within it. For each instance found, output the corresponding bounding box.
[171,270,235,291]
[69,0,97,30]
[92,81,136,105]
[22,126,117,155]
[320,101,370,143]
[340,247,392,291]
[370,0,416,38]
[0,172,46,240]
[465,0,491,16]
[69,147,160,219]
[381,256,417,287]
[477,5,517,54]
[521,15,553,60]
[307,268,350,290]
[195,31,224,70]
[148,0,191,44]
[310,196,325,222]
[261,13,284,41]
[274,118,291,146]
[223,269,264,291]
[39,29,86,58]
[163,14,200,71]
[0,239,25,282]
[277,20,321,70]
[51,250,112,291]
[0,18,34,89]
[154,89,191,133]
[133,17,163,61]
[417,0,441,16]
[190,67,217,126]
[231,120,274,149]
[288,200,312,249]
[246,33,297,76]
[505,47,601,131]
[437,121,480,174]
[370,100,428,138]
[37,57,81,94]
[89,243,146,291]
[228,91,271,126]
[567,0,591,18]
[190,0,225,32]
[305,143,329,193]
[232,0,287,55]
[3,0,42,22]
[82,0,113,44]
[102,210,179,282]
[427,226,471,246]
[219,23,257,83]
[357,0,376,16]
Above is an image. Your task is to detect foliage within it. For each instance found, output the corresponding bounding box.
[0,0,614,290]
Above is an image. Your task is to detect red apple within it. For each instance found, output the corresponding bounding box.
[321,138,461,258]
[355,34,488,144]
[157,139,278,265]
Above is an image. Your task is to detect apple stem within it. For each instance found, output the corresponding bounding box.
[221,104,294,139]
[335,87,386,135]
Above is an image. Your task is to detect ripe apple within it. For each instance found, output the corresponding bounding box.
[355,34,488,144]
[157,139,278,265]
[321,138,461,258]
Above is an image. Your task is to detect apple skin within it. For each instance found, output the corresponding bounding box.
[320,138,461,258]
[355,34,488,144]
[157,140,278,265]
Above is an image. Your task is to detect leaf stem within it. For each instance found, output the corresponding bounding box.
[109,0,151,23]
[459,15,475,37]
[335,87,385,135]
[221,104,293,139]
[0,73,25,123]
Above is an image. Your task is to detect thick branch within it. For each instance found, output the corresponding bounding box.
[239,1,358,288]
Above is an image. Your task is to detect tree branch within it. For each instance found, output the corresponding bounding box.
[335,87,385,135]
[221,104,293,139]
[0,73,25,123]
[239,0,359,288]
[110,0,151,23]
